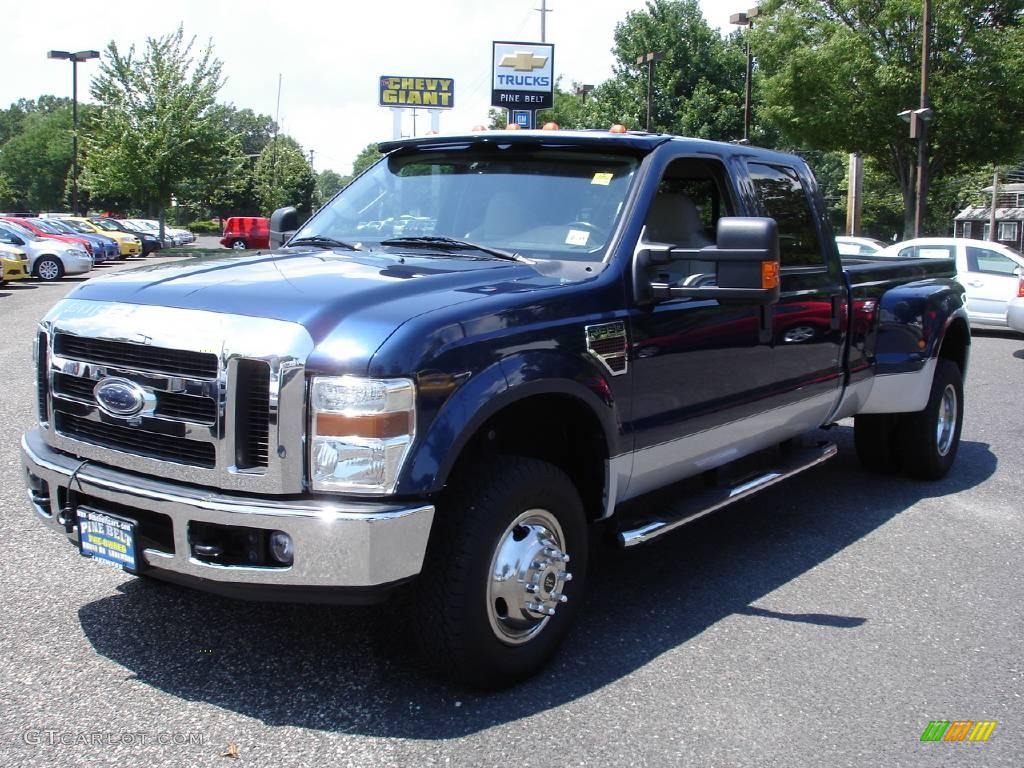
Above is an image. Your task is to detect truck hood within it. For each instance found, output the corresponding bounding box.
[67,247,561,362]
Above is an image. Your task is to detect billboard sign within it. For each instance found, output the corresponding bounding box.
[379,76,455,108]
[491,41,554,110]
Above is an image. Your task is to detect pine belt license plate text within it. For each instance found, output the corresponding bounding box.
[78,506,137,571]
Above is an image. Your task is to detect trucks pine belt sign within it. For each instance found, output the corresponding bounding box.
[379,76,455,108]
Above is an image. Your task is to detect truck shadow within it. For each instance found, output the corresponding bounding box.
[77,427,996,739]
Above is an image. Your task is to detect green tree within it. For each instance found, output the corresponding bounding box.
[594,0,746,139]
[752,0,1024,236]
[316,169,348,202]
[254,135,316,220]
[0,107,74,211]
[351,142,383,177]
[0,171,16,209]
[83,26,234,237]
[176,105,278,220]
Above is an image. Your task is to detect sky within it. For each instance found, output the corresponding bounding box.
[2,0,742,175]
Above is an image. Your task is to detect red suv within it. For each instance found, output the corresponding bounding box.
[220,217,270,250]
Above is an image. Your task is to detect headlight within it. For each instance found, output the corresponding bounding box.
[68,249,88,257]
[309,376,416,495]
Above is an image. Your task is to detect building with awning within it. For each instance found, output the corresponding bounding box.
[954,182,1024,249]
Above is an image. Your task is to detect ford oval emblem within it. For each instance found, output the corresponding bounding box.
[94,377,149,417]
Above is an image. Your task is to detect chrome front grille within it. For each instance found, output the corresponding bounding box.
[49,332,226,470]
[38,300,314,494]
[53,333,218,378]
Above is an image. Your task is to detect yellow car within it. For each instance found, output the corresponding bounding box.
[65,217,141,258]
[1,242,30,285]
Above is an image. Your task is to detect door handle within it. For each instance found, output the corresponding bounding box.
[967,280,984,288]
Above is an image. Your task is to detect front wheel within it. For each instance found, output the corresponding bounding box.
[897,359,964,480]
[230,239,247,250]
[413,456,588,688]
[34,257,64,281]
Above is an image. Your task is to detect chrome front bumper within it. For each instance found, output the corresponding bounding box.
[21,428,434,591]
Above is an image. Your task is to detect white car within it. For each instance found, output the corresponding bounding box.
[835,235,889,256]
[875,237,1024,331]
[131,219,194,246]
[0,221,92,281]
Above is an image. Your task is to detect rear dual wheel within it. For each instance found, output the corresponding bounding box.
[854,359,963,480]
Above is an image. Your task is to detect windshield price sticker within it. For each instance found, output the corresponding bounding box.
[591,172,614,186]
[566,229,590,246]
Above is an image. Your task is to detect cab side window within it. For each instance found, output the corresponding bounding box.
[748,163,823,268]
[639,157,736,289]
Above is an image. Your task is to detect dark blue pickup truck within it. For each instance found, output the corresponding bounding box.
[23,130,969,687]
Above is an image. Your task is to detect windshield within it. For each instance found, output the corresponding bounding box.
[29,219,61,234]
[2,221,41,241]
[60,219,92,234]
[294,146,639,263]
[92,219,121,231]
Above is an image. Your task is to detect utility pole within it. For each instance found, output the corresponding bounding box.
[988,165,999,241]
[914,0,931,238]
[636,52,663,132]
[846,153,863,236]
[535,0,551,42]
[271,73,282,196]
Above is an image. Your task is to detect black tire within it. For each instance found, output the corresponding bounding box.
[897,359,964,480]
[413,456,588,689]
[854,413,902,473]
[34,257,64,281]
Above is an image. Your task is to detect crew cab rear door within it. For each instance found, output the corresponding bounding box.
[624,150,776,499]
[745,160,846,420]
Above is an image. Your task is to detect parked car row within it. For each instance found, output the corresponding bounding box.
[836,234,1024,335]
[0,213,193,282]
[0,219,92,280]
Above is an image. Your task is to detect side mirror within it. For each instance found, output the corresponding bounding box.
[642,217,781,305]
[269,206,298,249]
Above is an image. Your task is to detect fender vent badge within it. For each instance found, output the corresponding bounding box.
[586,322,628,376]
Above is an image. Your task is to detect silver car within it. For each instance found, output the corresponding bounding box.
[0,221,92,281]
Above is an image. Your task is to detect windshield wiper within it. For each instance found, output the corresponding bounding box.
[380,236,528,263]
[287,235,361,251]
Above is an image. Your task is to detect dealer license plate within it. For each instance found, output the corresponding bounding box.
[78,507,138,571]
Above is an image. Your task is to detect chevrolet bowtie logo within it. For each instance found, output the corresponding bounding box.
[499,52,548,72]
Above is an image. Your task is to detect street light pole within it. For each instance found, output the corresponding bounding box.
[730,7,759,143]
[636,52,663,132]
[48,49,99,216]
[914,0,932,238]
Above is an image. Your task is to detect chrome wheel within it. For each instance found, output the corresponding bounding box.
[487,508,572,646]
[782,324,816,344]
[936,383,957,457]
[36,259,61,281]
[231,239,247,250]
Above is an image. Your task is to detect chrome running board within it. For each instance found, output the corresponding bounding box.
[618,441,837,547]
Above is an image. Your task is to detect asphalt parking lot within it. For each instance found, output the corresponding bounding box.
[1,256,1022,767]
